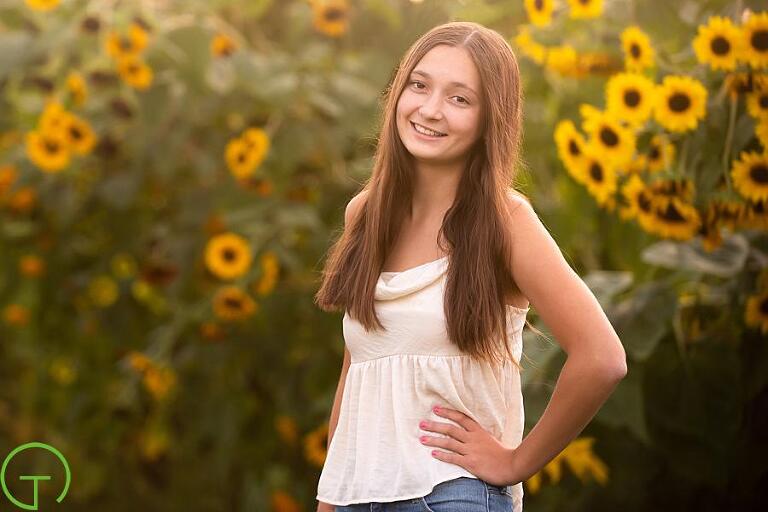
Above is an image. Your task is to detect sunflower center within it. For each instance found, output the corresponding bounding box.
[630,43,641,59]
[759,94,768,109]
[599,127,619,147]
[44,139,60,153]
[222,248,237,262]
[710,36,731,55]
[649,146,660,160]
[658,201,685,223]
[751,30,768,52]
[70,126,82,140]
[534,0,544,10]
[568,139,581,156]
[668,92,691,112]
[749,163,768,184]
[637,192,652,213]
[324,7,346,21]
[224,297,243,310]
[589,162,603,182]
[624,88,641,107]
[120,36,133,51]
[760,297,768,315]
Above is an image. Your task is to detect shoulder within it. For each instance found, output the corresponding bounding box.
[344,189,370,226]
[504,189,539,240]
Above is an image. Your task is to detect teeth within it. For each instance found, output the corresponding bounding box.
[412,122,445,137]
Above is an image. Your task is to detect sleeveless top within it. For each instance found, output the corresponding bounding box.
[316,255,529,511]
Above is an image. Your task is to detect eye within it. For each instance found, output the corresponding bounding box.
[454,96,469,105]
[410,80,425,89]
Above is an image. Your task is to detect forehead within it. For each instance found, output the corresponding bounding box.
[410,45,481,94]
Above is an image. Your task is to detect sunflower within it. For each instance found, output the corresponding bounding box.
[525,0,555,27]
[618,173,647,220]
[205,232,253,280]
[38,101,70,136]
[105,23,149,59]
[211,33,237,58]
[731,150,768,202]
[710,198,749,231]
[621,26,655,72]
[212,285,257,321]
[757,117,768,148]
[116,54,153,90]
[62,114,97,155]
[624,154,648,175]
[270,490,302,512]
[25,130,70,173]
[746,87,768,119]
[692,16,743,71]
[649,177,694,203]
[578,144,619,207]
[303,422,329,467]
[24,0,59,11]
[567,0,602,19]
[545,45,579,76]
[741,11,768,69]
[225,137,260,179]
[19,255,45,278]
[253,251,280,296]
[514,27,547,65]
[242,127,270,164]
[554,119,587,184]
[745,289,768,335]
[581,108,636,168]
[742,199,768,231]
[649,194,701,241]
[66,72,87,107]
[725,71,768,100]
[311,0,350,38]
[646,134,676,173]
[697,202,724,252]
[605,72,655,126]
[653,75,708,132]
[3,304,30,326]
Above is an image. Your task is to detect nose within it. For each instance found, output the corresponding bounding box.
[418,93,443,121]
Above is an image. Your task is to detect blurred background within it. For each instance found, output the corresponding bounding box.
[1,0,767,510]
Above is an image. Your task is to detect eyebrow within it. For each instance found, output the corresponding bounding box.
[410,69,479,98]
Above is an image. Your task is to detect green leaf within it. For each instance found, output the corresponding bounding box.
[595,363,650,443]
[583,270,634,307]
[641,233,749,278]
[610,281,676,362]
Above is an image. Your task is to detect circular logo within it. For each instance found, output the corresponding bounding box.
[1,442,70,511]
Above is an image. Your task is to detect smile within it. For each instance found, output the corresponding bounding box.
[411,121,447,137]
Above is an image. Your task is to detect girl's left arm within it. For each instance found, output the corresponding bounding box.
[501,195,628,485]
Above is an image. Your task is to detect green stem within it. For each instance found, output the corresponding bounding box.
[721,94,737,193]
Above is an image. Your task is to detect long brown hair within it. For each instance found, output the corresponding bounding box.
[315,21,529,368]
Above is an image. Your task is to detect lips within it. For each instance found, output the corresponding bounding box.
[410,121,447,137]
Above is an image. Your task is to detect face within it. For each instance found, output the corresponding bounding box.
[396,44,483,166]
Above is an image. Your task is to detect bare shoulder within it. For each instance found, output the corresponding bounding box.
[344,189,370,226]
[505,190,539,241]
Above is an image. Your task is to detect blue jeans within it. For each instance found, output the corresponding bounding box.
[334,476,514,511]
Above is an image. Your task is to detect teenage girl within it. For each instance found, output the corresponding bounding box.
[314,20,627,512]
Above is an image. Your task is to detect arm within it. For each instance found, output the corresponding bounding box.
[502,194,628,485]
[326,346,351,452]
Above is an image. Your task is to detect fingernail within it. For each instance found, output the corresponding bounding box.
[433,406,440,413]
[419,421,427,428]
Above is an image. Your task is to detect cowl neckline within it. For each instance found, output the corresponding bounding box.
[375,256,449,301]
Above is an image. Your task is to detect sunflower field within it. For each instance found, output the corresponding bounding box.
[0,0,767,511]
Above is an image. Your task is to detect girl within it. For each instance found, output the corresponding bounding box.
[314,21,627,512]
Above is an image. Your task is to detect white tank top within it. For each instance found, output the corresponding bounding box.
[316,255,528,510]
